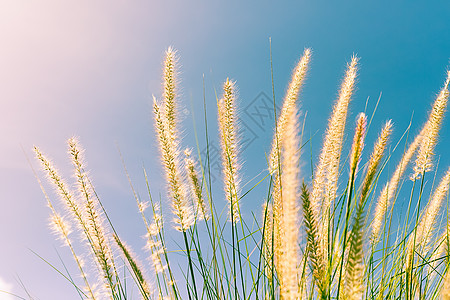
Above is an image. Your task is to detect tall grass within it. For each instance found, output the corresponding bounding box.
[32,47,450,299]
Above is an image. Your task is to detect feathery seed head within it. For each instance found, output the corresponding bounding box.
[34,146,86,231]
[326,55,359,189]
[412,72,450,180]
[368,120,393,172]
[68,137,83,160]
[154,87,194,230]
[36,142,117,295]
[278,102,301,299]
[359,120,393,204]
[163,47,179,138]
[344,116,389,300]
[144,205,166,274]
[184,148,209,220]
[349,113,367,175]
[49,209,97,300]
[68,137,95,205]
[50,214,72,245]
[312,55,359,204]
[34,146,68,195]
[311,56,358,262]
[67,138,112,257]
[147,203,163,237]
[269,48,311,174]
[218,78,241,223]
[145,236,166,274]
[369,120,393,170]
[267,50,311,272]
[114,235,151,297]
[371,132,422,243]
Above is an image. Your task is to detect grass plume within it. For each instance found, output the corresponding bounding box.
[218,78,241,223]
[412,71,450,180]
[312,56,358,263]
[269,48,311,278]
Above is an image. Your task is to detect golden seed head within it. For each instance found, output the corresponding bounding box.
[49,214,72,245]
[153,48,195,231]
[163,47,179,140]
[269,48,311,174]
[312,56,358,261]
[267,49,311,273]
[154,92,194,230]
[349,113,367,175]
[371,132,422,243]
[368,120,393,172]
[412,72,450,180]
[360,120,392,203]
[218,78,241,223]
[278,100,301,299]
[184,148,209,220]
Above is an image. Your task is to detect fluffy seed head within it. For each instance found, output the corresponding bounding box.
[184,148,209,220]
[371,131,422,243]
[153,97,193,231]
[312,56,358,261]
[153,48,194,231]
[35,143,117,297]
[324,55,359,200]
[268,49,311,272]
[34,146,88,234]
[412,71,450,179]
[349,113,367,175]
[367,121,393,175]
[218,78,241,223]
[311,56,358,210]
[279,101,301,299]
[67,138,116,286]
[114,235,151,297]
[360,120,393,202]
[163,46,178,140]
[144,205,166,274]
[50,214,72,245]
[269,48,311,174]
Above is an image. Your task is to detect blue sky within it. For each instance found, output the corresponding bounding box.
[1,1,450,298]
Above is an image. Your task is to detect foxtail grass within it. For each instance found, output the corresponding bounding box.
[31,47,450,300]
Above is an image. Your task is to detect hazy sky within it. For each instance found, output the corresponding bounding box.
[1,1,450,298]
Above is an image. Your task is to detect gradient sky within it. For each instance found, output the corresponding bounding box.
[1,1,450,298]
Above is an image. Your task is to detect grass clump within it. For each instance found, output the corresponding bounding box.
[31,47,450,300]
